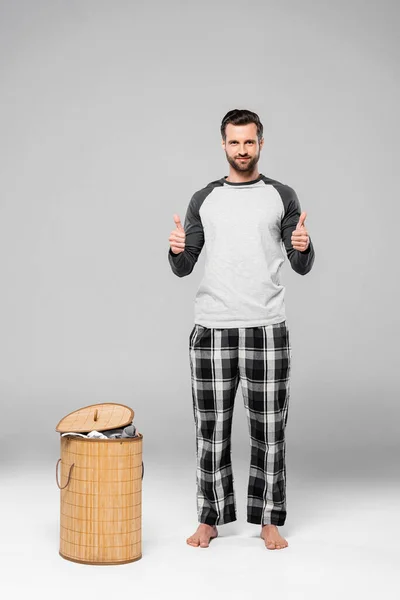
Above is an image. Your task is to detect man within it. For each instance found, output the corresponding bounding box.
[168,109,315,550]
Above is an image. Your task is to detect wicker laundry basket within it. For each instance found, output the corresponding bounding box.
[55,402,143,565]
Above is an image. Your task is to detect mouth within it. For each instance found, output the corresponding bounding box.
[237,157,250,161]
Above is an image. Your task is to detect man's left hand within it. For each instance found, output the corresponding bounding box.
[291,212,310,252]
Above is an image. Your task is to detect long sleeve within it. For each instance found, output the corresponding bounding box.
[278,185,315,275]
[168,191,205,277]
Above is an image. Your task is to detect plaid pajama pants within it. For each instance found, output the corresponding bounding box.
[189,321,292,527]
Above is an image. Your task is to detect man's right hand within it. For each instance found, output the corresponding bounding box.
[169,214,186,254]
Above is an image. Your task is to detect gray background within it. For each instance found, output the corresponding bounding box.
[1,2,399,596]
[1,0,399,475]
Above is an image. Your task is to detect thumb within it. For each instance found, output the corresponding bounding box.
[296,211,307,230]
[173,213,184,231]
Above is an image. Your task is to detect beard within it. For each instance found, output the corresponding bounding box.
[225,151,260,173]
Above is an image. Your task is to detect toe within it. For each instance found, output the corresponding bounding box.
[266,542,276,549]
[186,536,199,546]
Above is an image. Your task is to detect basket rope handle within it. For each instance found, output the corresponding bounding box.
[55,458,143,486]
[56,458,74,489]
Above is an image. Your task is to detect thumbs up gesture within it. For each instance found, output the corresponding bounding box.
[291,211,310,252]
[169,213,186,254]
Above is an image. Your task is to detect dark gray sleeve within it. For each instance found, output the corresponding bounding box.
[278,184,315,275]
[168,191,205,277]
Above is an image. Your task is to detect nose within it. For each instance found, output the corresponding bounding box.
[237,146,249,155]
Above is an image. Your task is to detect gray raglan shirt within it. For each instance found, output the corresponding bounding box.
[168,173,315,328]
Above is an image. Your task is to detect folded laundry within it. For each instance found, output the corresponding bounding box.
[61,421,138,439]
[103,423,137,439]
[87,430,108,439]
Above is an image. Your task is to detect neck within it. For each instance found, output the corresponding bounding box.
[225,167,260,183]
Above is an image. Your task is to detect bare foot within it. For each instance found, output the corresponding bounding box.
[260,524,288,550]
[186,523,218,548]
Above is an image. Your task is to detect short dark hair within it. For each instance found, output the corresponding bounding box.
[220,109,263,142]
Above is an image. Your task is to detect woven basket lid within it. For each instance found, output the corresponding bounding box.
[55,402,134,433]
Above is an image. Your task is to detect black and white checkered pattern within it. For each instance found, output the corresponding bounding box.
[189,321,292,526]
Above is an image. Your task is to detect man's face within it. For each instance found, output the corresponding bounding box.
[222,122,263,173]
